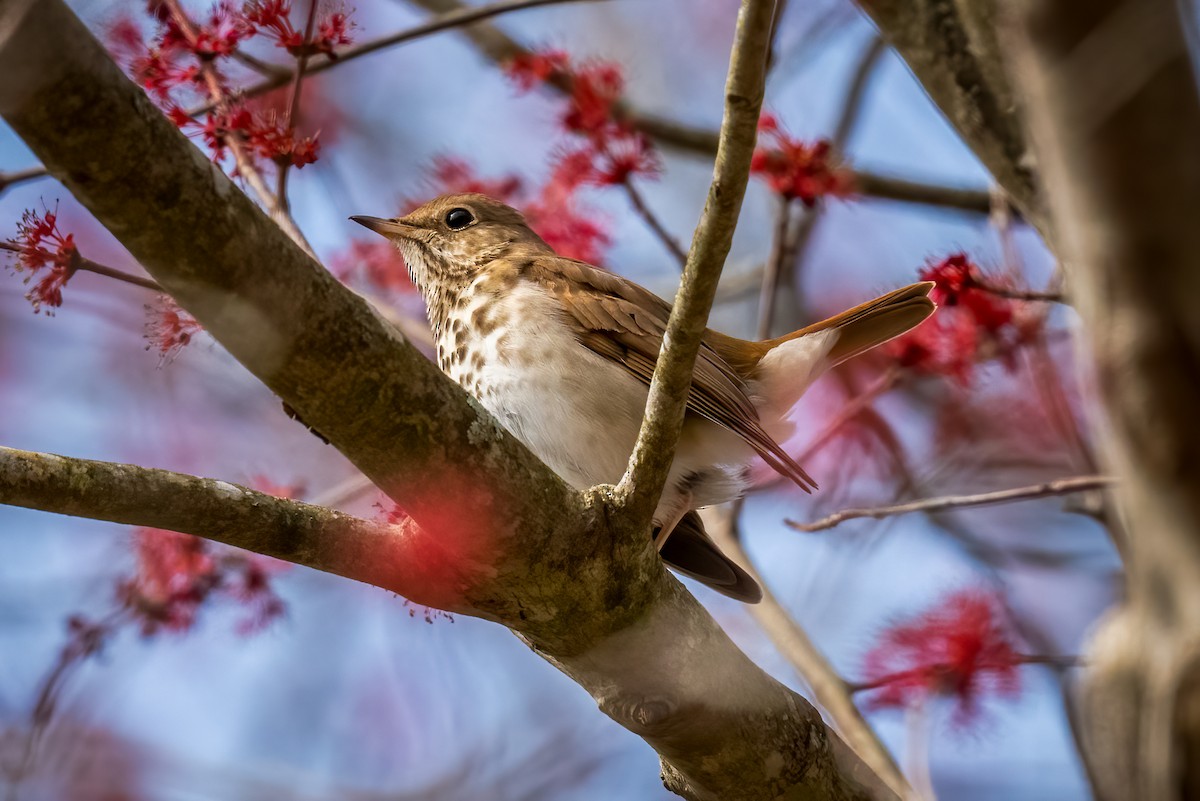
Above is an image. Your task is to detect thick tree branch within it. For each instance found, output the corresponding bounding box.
[787,476,1116,532]
[614,0,773,526]
[0,447,405,590]
[1005,1,1200,797]
[0,2,896,798]
[852,0,1051,240]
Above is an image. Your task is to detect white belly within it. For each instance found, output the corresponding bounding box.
[438,283,755,521]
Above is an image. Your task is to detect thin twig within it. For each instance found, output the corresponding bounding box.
[833,35,887,147]
[846,653,1084,694]
[622,179,687,268]
[615,0,776,526]
[0,165,49,194]
[787,475,1117,533]
[705,506,913,799]
[190,0,607,117]
[755,194,792,339]
[275,0,321,213]
[0,241,164,292]
[974,280,1066,303]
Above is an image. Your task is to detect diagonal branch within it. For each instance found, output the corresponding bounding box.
[614,0,774,526]
[786,475,1117,532]
[0,2,899,798]
[0,446,406,591]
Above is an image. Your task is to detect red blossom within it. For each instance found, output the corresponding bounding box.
[592,132,661,186]
[5,207,80,314]
[887,253,1038,383]
[144,295,204,362]
[119,528,287,636]
[505,49,570,91]
[187,2,253,58]
[859,589,1021,722]
[751,113,853,206]
[505,50,661,189]
[245,0,355,58]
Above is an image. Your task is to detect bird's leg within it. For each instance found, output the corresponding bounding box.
[652,489,694,552]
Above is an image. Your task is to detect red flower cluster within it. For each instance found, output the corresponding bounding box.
[111,1,351,173]
[144,295,205,362]
[751,113,852,206]
[245,0,354,58]
[118,527,287,637]
[860,589,1021,722]
[5,207,79,314]
[173,106,320,167]
[887,253,1035,383]
[506,50,661,187]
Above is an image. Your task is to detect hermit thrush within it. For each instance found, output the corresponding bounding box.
[352,194,935,603]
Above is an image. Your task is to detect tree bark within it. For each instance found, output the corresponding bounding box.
[854,0,1052,240]
[0,0,895,797]
[1003,1,1200,798]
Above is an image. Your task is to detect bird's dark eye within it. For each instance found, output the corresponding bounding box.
[445,208,474,230]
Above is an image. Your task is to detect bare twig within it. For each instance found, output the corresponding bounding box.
[705,506,912,799]
[755,194,792,339]
[834,36,888,146]
[974,280,1066,303]
[0,164,48,193]
[615,0,775,526]
[275,0,321,214]
[622,179,687,268]
[191,0,607,116]
[846,653,1083,694]
[787,476,1117,533]
[0,241,163,292]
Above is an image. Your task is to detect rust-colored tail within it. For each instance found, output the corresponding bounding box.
[767,281,937,365]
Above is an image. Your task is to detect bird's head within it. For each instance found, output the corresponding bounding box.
[351,193,548,294]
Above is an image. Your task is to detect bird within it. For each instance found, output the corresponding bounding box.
[352,193,935,603]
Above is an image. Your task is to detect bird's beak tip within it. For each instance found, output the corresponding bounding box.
[350,215,389,234]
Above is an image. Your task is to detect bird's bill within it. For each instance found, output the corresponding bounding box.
[349,215,419,239]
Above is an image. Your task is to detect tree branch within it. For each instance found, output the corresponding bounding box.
[705,506,912,799]
[1004,0,1200,796]
[0,2,897,798]
[0,447,407,590]
[786,475,1117,532]
[852,0,1051,239]
[614,0,773,526]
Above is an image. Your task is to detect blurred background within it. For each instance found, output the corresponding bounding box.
[0,0,1120,798]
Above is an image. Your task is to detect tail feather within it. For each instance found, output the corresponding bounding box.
[658,512,761,603]
[769,281,936,365]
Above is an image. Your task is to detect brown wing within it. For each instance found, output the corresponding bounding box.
[525,257,816,492]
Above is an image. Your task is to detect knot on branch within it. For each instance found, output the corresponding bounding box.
[599,694,680,736]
